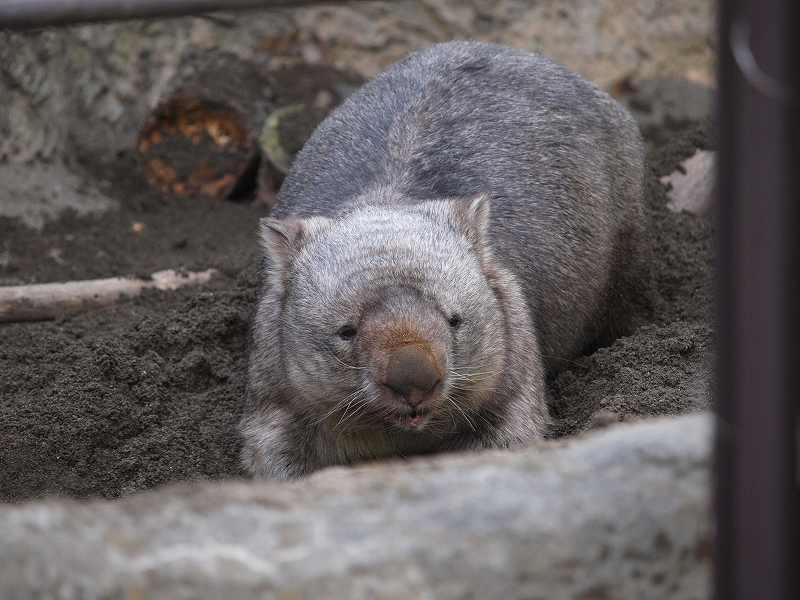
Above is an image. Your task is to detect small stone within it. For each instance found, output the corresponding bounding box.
[661,149,715,217]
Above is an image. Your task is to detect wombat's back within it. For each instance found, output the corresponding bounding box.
[272,41,656,365]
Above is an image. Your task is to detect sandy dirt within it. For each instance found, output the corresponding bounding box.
[0,84,713,502]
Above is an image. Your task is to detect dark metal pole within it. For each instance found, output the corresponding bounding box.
[715,0,800,598]
[0,0,359,30]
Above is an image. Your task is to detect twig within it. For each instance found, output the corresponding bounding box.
[0,268,217,323]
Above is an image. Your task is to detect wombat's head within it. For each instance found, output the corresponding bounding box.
[255,194,511,444]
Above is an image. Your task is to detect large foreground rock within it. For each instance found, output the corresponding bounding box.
[0,413,712,599]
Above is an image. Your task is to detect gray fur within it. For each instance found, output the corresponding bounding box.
[241,41,657,479]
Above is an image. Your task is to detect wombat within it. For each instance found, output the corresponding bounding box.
[241,41,657,479]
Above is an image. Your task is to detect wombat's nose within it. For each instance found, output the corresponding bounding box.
[385,345,442,407]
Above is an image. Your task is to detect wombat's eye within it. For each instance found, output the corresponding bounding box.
[448,314,462,329]
[337,325,357,340]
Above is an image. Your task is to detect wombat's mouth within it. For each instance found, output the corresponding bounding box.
[386,406,433,431]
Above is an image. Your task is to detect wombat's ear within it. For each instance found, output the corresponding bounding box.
[259,216,325,275]
[450,193,491,251]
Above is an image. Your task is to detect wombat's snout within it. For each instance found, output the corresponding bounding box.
[384,344,442,408]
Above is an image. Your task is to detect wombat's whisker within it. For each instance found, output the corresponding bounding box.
[411,418,447,439]
[539,354,586,369]
[386,435,410,458]
[440,398,458,426]
[443,395,478,431]
[448,381,476,392]
[313,398,348,425]
[312,386,370,427]
[337,402,373,433]
[324,345,368,371]
[451,366,506,379]
[331,386,374,431]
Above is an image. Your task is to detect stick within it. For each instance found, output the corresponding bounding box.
[0,268,217,323]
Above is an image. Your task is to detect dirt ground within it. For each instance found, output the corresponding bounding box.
[0,79,713,502]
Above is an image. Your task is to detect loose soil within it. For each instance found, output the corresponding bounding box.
[0,98,713,503]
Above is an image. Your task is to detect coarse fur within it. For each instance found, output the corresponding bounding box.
[241,41,657,479]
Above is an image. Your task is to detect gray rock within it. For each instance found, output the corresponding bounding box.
[0,413,712,600]
[618,76,715,146]
[0,161,117,230]
[662,150,716,217]
[413,0,716,89]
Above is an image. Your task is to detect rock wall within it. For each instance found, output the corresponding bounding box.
[0,0,715,165]
[0,413,712,600]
